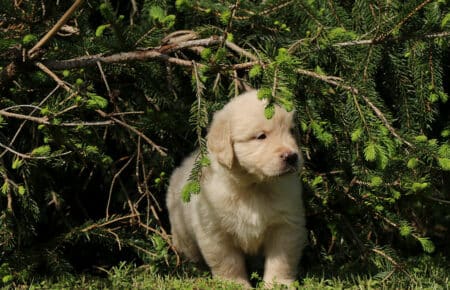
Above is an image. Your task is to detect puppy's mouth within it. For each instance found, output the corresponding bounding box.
[279,165,298,176]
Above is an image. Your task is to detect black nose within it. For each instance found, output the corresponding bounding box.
[281,152,298,167]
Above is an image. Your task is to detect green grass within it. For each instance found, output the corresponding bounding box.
[3,255,449,289]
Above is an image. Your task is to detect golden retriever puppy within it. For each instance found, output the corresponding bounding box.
[166,90,306,287]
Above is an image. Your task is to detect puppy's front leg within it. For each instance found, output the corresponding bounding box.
[197,232,251,287]
[263,225,305,287]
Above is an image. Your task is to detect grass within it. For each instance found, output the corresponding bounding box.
[3,255,449,289]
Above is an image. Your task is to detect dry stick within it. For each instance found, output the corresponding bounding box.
[28,0,84,58]
[44,50,195,70]
[81,214,139,232]
[225,41,259,61]
[43,36,224,70]
[106,154,135,220]
[335,31,450,47]
[0,108,114,127]
[0,141,72,160]
[0,110,49,124]
[296,68,413,148]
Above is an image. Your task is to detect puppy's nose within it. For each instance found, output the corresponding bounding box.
[281,152,298,167]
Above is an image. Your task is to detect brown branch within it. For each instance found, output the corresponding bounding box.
[28,0,85,58]
[81,214,139,232]
[43,50,194,70]
[43,36,224,70]
[334,31,450,47]
[0,109,50,124]
[0,141,72,160]
[106,154,135,220]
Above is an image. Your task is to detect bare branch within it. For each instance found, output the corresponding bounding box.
[28,0,84,58]
[0,141,72,160]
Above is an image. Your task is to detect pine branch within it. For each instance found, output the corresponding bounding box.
[334,31,450,47]
[296,68,413,148]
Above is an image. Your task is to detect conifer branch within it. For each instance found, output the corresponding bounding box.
[334,31,450,47]
[296,68,413,148]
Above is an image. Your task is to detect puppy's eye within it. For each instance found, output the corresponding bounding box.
[256,133,267,140]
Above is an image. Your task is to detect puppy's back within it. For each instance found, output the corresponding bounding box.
[166,152,202,262]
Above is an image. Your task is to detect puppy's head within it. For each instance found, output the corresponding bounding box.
[207,90,302,180]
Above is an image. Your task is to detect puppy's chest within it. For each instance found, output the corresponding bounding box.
[221,194,281,253]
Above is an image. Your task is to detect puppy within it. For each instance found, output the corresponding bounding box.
[166,90,306,287]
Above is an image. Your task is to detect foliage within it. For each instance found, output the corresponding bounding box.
[0,0,450,286]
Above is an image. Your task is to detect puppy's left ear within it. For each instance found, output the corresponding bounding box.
[207,109,234,169]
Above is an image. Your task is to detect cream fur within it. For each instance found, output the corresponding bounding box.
[166,90,307,287]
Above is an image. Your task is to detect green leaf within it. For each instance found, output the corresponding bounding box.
[2,274,13,284]
[149,5,165,22]
[220,10,231,25]
[311,175,323,187]
[441,129,450,138]
[418,237,435,253]
[1,181,9,195]
[200,48,212,60]
[438,158,450,170]
[412,182,429,192]
[441,12,450,28]
[414,135,428,142]
[95,24,110,37]
[257,88,272,100]
[264,103,275,119]
[364,142,377,162]
[31,145,51,157]
[399,223,412,237]
[17,185,26,195]
[249,64,262,79]
[351,128,363,142]
[86,93,108,109]
[22,34,37,45]
[370,176,383,187]
[407,158,418,169]
[181,181,200,202]
[200,156,211,167]
[328,27,357,40]
[11,157,23,170]
[438,144,450,158]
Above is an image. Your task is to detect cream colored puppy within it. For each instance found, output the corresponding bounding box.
[166,90,306,287]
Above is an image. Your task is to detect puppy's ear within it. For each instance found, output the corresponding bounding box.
[207,109,234,169]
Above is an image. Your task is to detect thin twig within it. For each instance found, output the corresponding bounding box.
[0,141,72,160]
[81,214,139,232]
[28,0,84,58]
[106,154,135,220]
